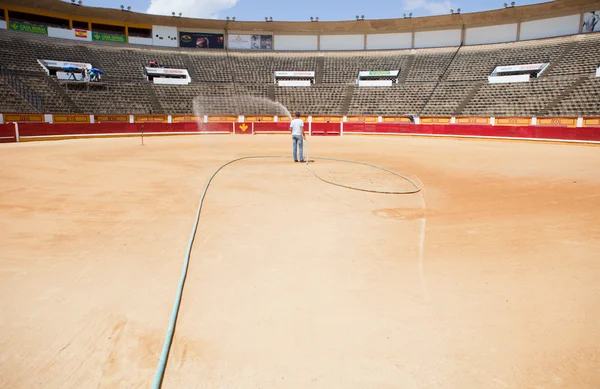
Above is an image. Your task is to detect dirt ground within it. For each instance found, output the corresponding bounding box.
[0,134,599,389]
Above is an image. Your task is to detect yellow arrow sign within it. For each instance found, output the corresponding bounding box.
[239,123,248,132]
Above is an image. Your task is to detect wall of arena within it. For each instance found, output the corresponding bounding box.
[1,114,599,143]
[1,0,599,51]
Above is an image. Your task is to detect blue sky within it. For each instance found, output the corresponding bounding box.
[77,0,550,21]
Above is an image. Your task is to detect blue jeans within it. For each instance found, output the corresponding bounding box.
[292,135,304,161]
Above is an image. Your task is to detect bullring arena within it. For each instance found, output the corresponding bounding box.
[1,0,600,388]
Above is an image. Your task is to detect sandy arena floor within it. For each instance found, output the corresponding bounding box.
[0,134,599,389]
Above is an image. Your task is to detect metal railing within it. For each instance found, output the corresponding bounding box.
[0,65,44,112]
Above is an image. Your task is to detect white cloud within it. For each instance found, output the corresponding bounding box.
[147,0,238,19]
[403,0,452,15]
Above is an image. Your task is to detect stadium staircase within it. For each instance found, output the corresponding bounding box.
[453,81,485,116]
[267,84,276,101]
[341,84,355,115]
[419,45,463,116]
[538,42,577,78]
[143,82,165,114]
[316,56,325,84]
[46,76,83,113]
[78,46,101,71]
[537,76,587,116]
[0,66,44,112]
[398,55,414,84]
[182,55,200,83]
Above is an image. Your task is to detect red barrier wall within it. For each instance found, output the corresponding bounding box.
[16,122,231,138]
[234,122,252,135]
[254,122,290,133]
[0,123,16,143]
[2,122,598,143]
[344,123,600,142]
[311,123,340,136]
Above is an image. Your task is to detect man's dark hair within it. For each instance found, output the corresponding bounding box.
[295,112,301,117]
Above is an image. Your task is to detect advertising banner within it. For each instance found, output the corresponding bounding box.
[42,60,91,70]
[494,63,547,73]
[582,11,599,32]
[228,34,273,50]
[9,21,47,35]
[274,71,315,78]
[179,31,224,49]
[358,70,399,77]
[144,67,187,76]
[92,32,126,43]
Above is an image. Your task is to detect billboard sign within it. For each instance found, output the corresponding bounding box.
[228,34,273,50]
[358,70,399,77]
[274,71,315,78]
[494,63,547,73]
[144,67,187,76]
[42,60,91,70]
[582,11,600,32]
[9,21,47,35]
[179,31,224,49]
[92,32,126,43]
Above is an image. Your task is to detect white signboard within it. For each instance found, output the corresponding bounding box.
[582,11,600,32]
[493,63,547,73]
[358,70,399,77]
[47,27,92,42]
[145,67,191,84]
[358,80,393,86]
[152,25,178,47]
[274,71,315,78]
[154,78,190,85]
[145,67,188,76]
[489,74,531,84]
[42,60,91,69]
[278,80,312,86]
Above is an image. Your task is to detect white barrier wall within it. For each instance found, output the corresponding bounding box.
[415,29,461,48]
[47,27,92,42]
[274,35,318,50]
[320,34,364,50]
[129,36,153,45]
[520,15,580,41]
[465,23,518,45]
[152,26,178,47]
[366,33,412,50]
[0,21,6,30]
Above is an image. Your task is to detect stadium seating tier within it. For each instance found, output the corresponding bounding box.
[0,29,599,117]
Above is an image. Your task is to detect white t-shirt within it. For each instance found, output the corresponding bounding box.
[290,118,304,136]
